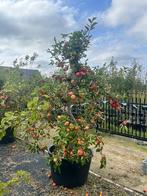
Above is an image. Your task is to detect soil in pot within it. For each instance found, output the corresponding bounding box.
[0,127,15,144]
[49,145,92,188]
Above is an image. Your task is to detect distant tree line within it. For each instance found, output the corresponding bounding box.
[94,58,147,98]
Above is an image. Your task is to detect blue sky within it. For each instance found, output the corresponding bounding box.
[65,0,111,15]
[0,0,147,75]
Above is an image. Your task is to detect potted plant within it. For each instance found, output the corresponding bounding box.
[0,56,42,144]
[0,113,17,144]
[0,90,16,144]
[6,18,107,187]
[0,83,29,144]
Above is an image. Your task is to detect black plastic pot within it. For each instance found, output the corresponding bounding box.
[0,127,15,144]
[48,145,92,188]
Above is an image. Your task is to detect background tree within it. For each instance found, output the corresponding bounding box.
[94,57,146,98]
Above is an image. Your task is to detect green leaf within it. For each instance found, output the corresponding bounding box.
[0,129,6,140]
[27,97,39,109]
[100,156,106,169]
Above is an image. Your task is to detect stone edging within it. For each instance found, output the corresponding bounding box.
[89,170,145,195]
[109,134,147,146]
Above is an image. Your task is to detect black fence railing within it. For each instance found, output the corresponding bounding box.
[98,98,147,141]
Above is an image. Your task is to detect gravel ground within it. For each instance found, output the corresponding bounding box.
[90,134,147,193]
[0,140,145,196]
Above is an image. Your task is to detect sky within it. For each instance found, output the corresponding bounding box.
[0,0,147,75]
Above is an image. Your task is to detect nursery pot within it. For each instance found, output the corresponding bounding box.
[48,145,92,188]
[0,127,15,144]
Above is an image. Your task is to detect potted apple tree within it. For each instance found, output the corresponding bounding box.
[6,18,107,187]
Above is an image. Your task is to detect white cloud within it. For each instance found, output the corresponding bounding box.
[104,0,147,27]
[87,33,147,68]
[0,0,77,39]
[103,0,147,42]
[128,15,147,42]
[0,0,78,73]
[87,0,147,69]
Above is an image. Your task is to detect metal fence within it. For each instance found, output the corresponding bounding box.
[98,97,147,141]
